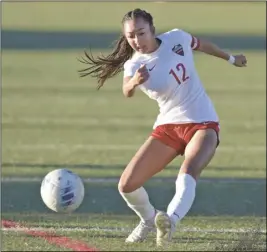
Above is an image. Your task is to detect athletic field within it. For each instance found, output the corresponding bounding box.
[2,2,266,251]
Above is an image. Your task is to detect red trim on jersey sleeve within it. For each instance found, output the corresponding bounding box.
[191,35,200,50]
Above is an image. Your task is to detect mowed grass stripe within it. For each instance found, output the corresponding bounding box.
[2,226,266,234]
[2,117,266,127]
[2,177,266,184]
[2,213,265,229]
[2,2,265,35]
[1,168,265,179]
[2,144,266,154]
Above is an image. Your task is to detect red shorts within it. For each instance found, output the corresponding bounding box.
[151,121,220,155]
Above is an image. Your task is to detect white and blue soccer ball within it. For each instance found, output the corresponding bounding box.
[40,169,85,213]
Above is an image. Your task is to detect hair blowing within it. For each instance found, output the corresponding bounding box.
[78,9,154,90]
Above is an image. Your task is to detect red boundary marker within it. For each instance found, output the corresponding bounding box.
[2,219,99,252]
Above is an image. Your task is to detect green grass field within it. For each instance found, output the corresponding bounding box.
[2,2,265,34]
[1,2,266,251]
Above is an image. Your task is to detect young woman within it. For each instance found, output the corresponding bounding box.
[79,8,247,247]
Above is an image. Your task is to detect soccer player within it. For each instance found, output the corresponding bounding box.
[79,8,247,247]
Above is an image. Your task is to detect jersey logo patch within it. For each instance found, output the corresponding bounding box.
[149,65,156,71]
[172,44,184,56]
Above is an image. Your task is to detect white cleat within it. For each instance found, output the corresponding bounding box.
[155,211,176,247]
[125,220,155,243]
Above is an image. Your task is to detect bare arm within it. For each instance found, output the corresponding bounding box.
[195,38,247,67]
[122,64,149,98]
[122,77,138,98]
[196,38,230,61]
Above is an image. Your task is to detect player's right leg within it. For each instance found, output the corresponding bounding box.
[118,136,177,243]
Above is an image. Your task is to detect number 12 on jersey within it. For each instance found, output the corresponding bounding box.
[169,63,189,85]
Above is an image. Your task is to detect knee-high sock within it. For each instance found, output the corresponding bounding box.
[120,187,156,222]
[167,173,196,224]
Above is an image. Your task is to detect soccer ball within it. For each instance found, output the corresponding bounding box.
[40,169,85,213]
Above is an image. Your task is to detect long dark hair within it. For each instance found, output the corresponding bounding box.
[78,8,154,90]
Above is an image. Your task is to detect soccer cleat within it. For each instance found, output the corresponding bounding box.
[155,211,176,247]
[125,220,156,243]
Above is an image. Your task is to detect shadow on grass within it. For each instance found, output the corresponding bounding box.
[2,30,266,50]
[2,179,266,216]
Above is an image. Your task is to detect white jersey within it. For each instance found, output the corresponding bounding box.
[123,28,219,129]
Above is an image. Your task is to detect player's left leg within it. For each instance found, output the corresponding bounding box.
[155,128,218,247]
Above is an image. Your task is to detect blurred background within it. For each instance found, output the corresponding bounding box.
[1,2,266,251]
[2,2,266,176]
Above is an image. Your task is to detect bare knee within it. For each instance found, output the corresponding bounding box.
[118,164,145,193]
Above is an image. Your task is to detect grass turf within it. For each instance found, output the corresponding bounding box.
[2,213,266,251]
[2,2,265,35]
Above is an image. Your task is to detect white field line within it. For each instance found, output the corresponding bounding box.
[2,117,266,128]
[4,144,266,152]
[1,177,266,185]
[2,226,266,235]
